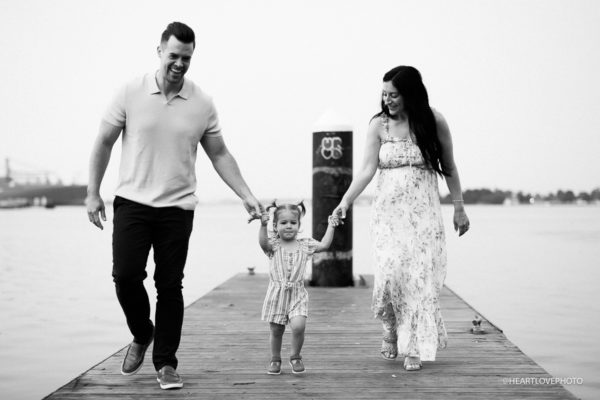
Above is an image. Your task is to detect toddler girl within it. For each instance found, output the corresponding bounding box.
[258,201,339,375]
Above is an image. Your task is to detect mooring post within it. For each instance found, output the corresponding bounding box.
[311,110,353,286]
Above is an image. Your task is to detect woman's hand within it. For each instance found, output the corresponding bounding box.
[453,208,470,236]
[332,200,350,223]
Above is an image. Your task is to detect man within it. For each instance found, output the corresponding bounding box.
[85,22,261,390]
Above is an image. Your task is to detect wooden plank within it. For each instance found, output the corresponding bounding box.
[44,274,578,400]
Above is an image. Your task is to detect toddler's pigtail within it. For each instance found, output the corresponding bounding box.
[296,200,307,218]
[266,200,278,213]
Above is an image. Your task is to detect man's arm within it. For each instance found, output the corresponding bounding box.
[200,135,262,218]
[85,121,122,230]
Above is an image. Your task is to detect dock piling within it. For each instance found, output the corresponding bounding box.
[311,110,354,287]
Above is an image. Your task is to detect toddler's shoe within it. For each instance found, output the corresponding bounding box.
[289,355,305,374]
[267,357,281,375]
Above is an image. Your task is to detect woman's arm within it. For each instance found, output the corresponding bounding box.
[333,118,381,219]
[435,110,470,236]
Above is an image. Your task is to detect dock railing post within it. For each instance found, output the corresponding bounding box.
[311,110,353,286]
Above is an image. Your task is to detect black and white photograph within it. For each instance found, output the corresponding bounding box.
[0,1,598,399]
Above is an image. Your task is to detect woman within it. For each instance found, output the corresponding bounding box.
[333,66,469,371]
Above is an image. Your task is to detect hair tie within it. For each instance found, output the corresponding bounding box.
[265,199,278,212]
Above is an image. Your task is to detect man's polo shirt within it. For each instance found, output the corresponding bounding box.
[103,72,222,210]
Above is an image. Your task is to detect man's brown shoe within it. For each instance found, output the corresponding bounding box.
[156,366,183,390]
[121,332,153,375]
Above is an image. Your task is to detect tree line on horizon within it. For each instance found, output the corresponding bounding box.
[439,188,600,205]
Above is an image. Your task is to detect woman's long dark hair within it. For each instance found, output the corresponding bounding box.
[376,66,449,177]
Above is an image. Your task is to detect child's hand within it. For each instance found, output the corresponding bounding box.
[260,212,270,226]
[248,203,266,223]
[328,215,341,227]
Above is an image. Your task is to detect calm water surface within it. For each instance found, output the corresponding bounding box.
[0,204,598,399]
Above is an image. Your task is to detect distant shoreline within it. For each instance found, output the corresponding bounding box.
[4,192,598,210]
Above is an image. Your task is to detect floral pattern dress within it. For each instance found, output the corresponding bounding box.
[369,115,448,361]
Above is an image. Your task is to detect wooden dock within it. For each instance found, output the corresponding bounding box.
[45,273,578,399]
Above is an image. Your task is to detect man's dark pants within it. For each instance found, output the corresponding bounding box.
[112,196,194,371]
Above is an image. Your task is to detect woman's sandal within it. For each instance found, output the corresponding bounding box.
[267,356,282,375]
[381,334,398,360]
[403,356,422,371]
[289,355,305,374]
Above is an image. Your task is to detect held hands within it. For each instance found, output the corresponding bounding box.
[332,200,349,224]
[328,214,341,228]
[244,197,264,223]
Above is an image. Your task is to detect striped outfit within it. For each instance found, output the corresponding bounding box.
[261,237,319,325]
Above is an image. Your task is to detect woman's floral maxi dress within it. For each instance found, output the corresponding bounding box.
[370,116,448,361]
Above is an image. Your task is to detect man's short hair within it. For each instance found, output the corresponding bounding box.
[161,22,195,48]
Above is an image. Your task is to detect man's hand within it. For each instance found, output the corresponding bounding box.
[244,196,263,223]
[86,194,106,230]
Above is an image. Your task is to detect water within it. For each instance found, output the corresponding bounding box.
[1,204,598,399]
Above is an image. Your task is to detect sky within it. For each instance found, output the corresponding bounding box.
[1,0,599,202]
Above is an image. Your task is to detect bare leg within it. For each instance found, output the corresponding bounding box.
[381,304,398,360]
[404,355,422,371]
[269,323,285,359]
[289,316,306,357]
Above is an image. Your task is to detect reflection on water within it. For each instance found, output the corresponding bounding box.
[0,204,598,399]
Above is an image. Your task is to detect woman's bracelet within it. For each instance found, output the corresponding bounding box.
[452,199,464,203]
